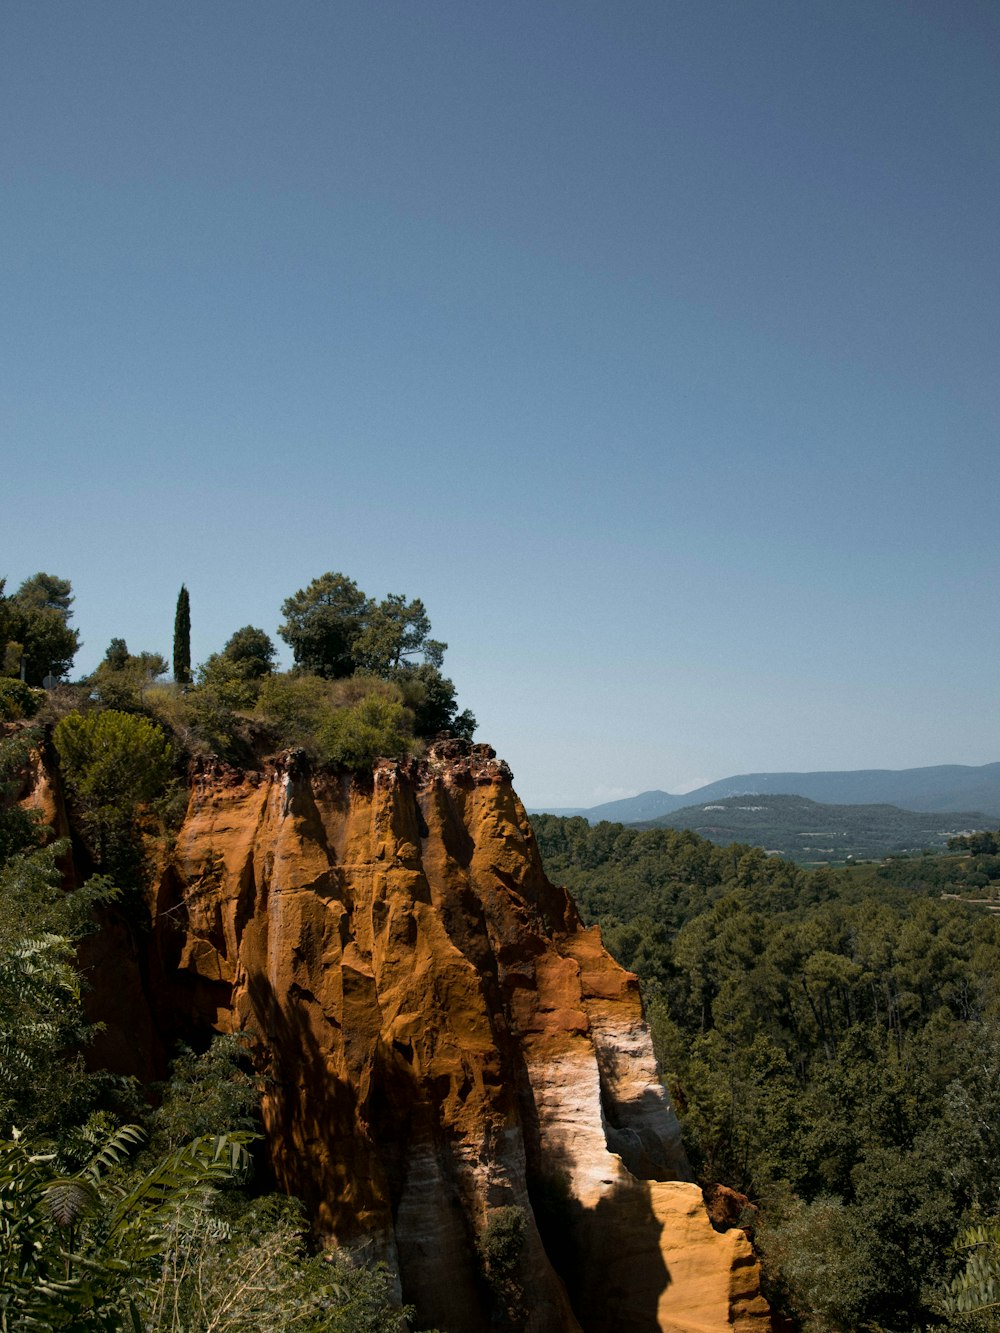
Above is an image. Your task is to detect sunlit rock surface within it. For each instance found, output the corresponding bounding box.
[29,734,772,1331]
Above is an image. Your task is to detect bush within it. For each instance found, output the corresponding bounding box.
[256,674,335,748]
[256,674,415,767]
[477,1205,527,1325]
[315,691,413,767]
[197,626,276,710]
[55,710,173,814]
[53,710,174,879]
[0,678,43,720]
[90,646,168,712]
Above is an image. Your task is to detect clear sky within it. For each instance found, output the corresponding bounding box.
[3,0,998,808]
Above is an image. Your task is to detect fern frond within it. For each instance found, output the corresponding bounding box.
[44,1176,99,1227]
[81,1123,145,1184]
[105,1132,254,1253]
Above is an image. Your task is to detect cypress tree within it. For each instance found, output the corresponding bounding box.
[173,585,191,685]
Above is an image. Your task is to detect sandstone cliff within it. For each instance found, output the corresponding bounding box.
[28,737,771,1332]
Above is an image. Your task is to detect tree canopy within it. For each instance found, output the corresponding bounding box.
[278,573,369,679]
[276,572,475,741]
[0,572,80,684]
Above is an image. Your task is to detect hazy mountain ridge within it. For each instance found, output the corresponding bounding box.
[635,793,992,862]
[531,762,1000,824]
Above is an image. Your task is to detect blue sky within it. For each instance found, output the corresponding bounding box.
[3,0,998,807]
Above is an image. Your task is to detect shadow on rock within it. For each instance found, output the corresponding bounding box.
[529,1139,669,1333]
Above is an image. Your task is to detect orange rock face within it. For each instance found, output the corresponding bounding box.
[38,737,772,1331]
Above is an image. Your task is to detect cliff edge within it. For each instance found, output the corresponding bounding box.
[30,737,771,1332]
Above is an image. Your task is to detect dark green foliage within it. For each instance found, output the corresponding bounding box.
[477,1206,527,1327]
[145,1036,260,1156]
[104,638,130,671]
[351,593,444,675]
[215,625,276,679]
[278,573,369,679]
[533,815,1000,1331]
[197,625,276,709]
[0,677,44,720]
[53,710,173,883]
[276,572,473,740]
[398,662,476,740]
[1,572,80,685]
[0,732,44,865]
[172,585,191,686]
[0,1124,253,1330]
[0,735,120,1136]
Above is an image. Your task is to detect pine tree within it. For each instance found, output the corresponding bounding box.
[173,585,191,685]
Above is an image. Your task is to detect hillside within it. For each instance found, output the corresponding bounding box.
[639,793,991,862]
[530,760,1000,824]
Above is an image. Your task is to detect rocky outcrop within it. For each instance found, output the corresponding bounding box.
[34,737,772,1331]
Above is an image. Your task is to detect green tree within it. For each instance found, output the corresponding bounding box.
[477,1206,527,1327]
[103,638,130,672]
[351,594,444,676]
[278,574,369,679]
[396,663,476,739]
[53,710,173,880]
[197,626,277,709]
[90,641,170,711]
[173,586,191,686]
[13,572,74,616]
[276,574,475,740]
[3,573,80,685]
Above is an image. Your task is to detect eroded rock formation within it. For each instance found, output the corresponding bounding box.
[29,737,772,1332]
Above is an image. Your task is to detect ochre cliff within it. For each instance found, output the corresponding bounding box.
[29,737,772,1332]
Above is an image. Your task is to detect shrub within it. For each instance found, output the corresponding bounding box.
[55,710,173,814]
[53,710,174,879]
[315,691,413,767]
[477,1205,527,1325]
[254,674,415,768]
[0,678,43,721]
[256,673,334,748]
[90,645,169,712]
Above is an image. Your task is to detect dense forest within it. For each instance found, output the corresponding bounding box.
[4,569,1000,1329]
[532,814,1000,1330]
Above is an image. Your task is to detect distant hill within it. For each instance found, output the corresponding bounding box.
[529,762,1000,824]
[637,793,993,862]
[529,790,678,823]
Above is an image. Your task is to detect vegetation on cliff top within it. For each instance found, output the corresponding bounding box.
[0,569,476,771]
